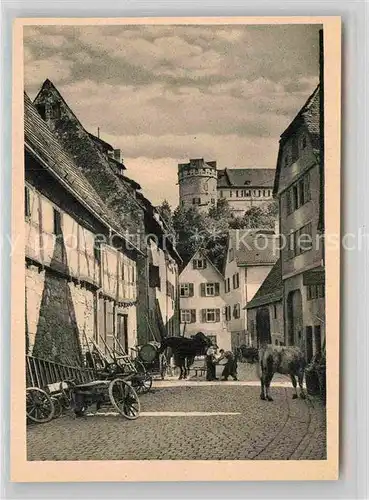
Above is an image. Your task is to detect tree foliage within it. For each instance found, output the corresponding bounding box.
[160,199,278,271]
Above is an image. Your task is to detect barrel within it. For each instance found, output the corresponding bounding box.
[139,342,161,364]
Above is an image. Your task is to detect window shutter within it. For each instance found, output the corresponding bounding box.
[191,310,196,323]
[215,309,220,322]
[200,283,205,296]
[215,283,220,296]
[201,309,206,323]
[189,283,194,297]
[203,260,207,269]
[304,172,311,202]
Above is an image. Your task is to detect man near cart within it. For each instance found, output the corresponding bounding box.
[218,349,238,381]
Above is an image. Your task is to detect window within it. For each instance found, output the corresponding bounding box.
[236,190,239,197]
[211,198,216,204]
[229,190,233,198]
[292,185,299,211]
[317,284,325,298]
[244,180,251,185]
[301,135,307,149]
[36,103,46,120]
[307,284,325,300]
[200,283,220,297]
[94,236,102,263]
[180,283,194,297]
[149,264,161,288]
[289,222,313,258]
[180,309,196,324]
[225,305,232,321]
[192,198,201,205]
[232,273,240,289]
[220,191,224,198]
[228,248,234,262]
[286,172,311,214]
[201,308,221,323]
[233,303,241,319]
[225,277,231,293]
[25,186,31,218]
[53,208,62,235]
[298,180,305,206]
[193,259,206,270]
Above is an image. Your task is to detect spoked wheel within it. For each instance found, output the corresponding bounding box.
[108,378,140,420]
[26,387,55,423]
[51,397,63,419]
[134,373,153,394]
[134,359,146,375]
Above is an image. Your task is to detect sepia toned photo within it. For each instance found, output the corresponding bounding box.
[11,17,341,482]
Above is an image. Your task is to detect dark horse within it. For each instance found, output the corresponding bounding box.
[258,344,306,401]
[159,332,212,380]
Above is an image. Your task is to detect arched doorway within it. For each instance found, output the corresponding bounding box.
[256,307,271,346]
[286,289,303,347]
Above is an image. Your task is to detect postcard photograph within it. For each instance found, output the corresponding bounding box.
[12,17,340,482]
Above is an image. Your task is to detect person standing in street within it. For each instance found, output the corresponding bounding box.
[205,344,218,381]
[218,349,238,381]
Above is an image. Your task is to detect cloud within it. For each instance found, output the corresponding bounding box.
[23,23,321,205]
[46,76,316,139]
[24,56,73,90]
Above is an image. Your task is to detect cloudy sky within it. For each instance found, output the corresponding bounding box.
[24,23,321,207]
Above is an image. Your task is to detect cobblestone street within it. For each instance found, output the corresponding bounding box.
[27,364,326,461]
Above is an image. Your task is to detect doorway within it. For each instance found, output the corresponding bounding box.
[117,314,129,354]
[286,289,303,347]
[256,307,271,346]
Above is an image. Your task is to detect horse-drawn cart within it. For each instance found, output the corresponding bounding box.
[133,341,168,380]
[26,355,141,423]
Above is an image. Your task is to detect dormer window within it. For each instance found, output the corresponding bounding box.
[36,103,46,120]
[50,102,61,120]
[244,180,251,185]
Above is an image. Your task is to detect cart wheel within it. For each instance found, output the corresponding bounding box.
[26,387,55,423]
[135,373,153,394]
[108,378,140,420]
[51,397,63,419]
[134,359,146,375]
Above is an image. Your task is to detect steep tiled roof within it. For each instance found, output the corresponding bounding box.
[217,168,275,188]
[33,79,146,243]
[24,92,141,251]
[274,84,321,194]
[245,259,282,309]
[229,229,278,267]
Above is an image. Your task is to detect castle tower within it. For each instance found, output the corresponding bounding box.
[178,158,218,213]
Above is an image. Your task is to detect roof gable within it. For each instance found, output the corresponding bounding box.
[33,79,147,243]
[24,92,141,253]
[273,84,320,195]
[246,259,282,309]
[180,248,224,278]
[227,229,278,267]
